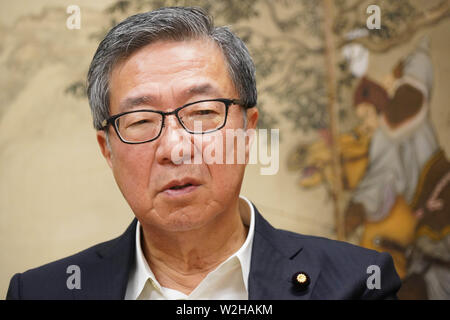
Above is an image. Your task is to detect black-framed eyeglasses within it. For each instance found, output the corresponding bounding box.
[101,98,244,144]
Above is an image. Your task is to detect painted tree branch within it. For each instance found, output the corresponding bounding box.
[235,25,324,55]
[338,0,450,52]
[323,0,345,241]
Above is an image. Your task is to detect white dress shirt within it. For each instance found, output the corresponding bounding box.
[124,195,255,300]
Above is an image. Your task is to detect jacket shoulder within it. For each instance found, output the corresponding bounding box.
[274,229,401,299]
[6,236,122,300]
[271,227,379,259]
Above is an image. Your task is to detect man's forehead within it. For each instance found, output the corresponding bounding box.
[114,38,225,74]
[109,39,235,111]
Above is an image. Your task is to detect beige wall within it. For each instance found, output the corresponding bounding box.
[1,1,449,298]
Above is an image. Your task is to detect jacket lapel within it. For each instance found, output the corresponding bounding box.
[73,219,137,300]
[248,206,321,300]
[71,205,320,300]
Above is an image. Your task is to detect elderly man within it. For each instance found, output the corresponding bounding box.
[7,7,400,300]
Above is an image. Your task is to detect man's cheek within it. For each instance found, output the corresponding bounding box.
[209,163,242,192]
[200,129,247,165]
[117,147,154,174]
[113,152,154,194]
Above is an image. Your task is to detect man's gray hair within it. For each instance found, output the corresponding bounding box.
[87,6,257,130]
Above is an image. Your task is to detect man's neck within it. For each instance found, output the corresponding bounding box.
[140,200,249,295]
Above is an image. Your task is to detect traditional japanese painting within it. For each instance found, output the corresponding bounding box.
[342,37,449,299]
[282,2,450,299]
[66,0,450,299]
[1,0,449,299]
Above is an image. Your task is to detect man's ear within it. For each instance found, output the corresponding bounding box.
[245,107,259,163]
[96,130,113,169]
[246,107,258,130]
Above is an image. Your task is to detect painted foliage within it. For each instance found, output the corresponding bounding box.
[64,0,450,299]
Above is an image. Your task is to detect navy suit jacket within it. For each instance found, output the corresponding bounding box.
[6,205,401,299]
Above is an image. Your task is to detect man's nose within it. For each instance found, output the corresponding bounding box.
[155,115,194,165]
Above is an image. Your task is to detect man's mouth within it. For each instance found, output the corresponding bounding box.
[161,180,200,197]
[169,183,193,190]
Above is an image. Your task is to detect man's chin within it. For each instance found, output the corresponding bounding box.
[154,217,213,234]
[141,203,216,232]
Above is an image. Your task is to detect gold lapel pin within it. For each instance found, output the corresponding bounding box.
[292,271,310,291]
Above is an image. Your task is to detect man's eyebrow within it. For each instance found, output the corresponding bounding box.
[185,83,220,96]
[118,84,222,112]
[119,95,155,112]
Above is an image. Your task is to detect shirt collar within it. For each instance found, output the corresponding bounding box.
[126,195,255,300]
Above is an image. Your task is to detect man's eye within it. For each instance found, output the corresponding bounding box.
[129,119,150,127]
[192,109,216,116]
